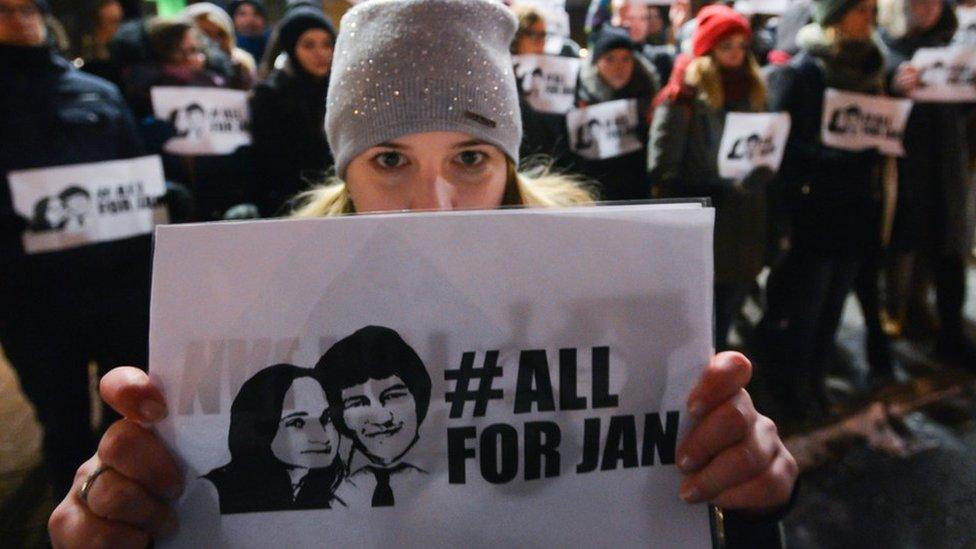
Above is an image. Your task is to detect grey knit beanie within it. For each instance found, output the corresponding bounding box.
[326,0,522,178]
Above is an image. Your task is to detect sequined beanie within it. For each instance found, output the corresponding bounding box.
[325,0,522,178]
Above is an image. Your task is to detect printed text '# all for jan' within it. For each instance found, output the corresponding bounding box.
[445,346,680,484]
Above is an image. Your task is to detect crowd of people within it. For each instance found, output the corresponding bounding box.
[0,0,974,545]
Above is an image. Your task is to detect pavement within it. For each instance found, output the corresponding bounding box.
[0,267,973,548]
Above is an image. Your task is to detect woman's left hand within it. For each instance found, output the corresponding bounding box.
[676,352,798,513]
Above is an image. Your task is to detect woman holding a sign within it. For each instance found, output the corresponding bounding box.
[648,5,774,351]
[762,0,889,420]
[878,0,976,367]
[49,1,798,547]
[248,6,337,216]
[573,25,661,201]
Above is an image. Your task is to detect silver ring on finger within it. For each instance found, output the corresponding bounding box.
[79,464,113,505]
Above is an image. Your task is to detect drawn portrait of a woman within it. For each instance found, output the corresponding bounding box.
[204,364,345,514]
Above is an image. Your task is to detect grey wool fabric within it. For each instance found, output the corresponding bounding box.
[325,0,522,178]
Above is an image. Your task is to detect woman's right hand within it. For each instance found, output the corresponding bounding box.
[49,367,184,548]
[892,62,921,95]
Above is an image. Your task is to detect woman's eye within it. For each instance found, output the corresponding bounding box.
[374,151,407,169]
[456,150,486,167]
[286,417,306,428]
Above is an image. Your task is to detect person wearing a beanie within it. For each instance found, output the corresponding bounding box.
[878,0,976,368]
[0,0,157,500]
[50,1,797,547]
[574,25,661,201]
[761,0,889,423]
[229,0,268,62]
[247,6,337,216]
[185,2,257,89]
[648,5,771,354]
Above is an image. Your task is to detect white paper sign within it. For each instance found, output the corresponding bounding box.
[717,112,791,180]
[567,99,643,160]
[909,46,976,103]
[513,54,581,114]
[821,89,913,156]
[150,204,716,549]
[954,6,976,45]
[9,155,167,254]
[151,87,251,156]
[733,0,788,15]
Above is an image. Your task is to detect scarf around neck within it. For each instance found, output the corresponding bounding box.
[796,23,886,93]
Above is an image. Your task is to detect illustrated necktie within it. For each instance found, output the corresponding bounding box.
[370,467,394,507]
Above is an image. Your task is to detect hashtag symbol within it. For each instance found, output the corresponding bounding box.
[444,351,504,418]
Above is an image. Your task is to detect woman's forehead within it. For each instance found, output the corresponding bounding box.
[369,131,494,150]
[284,377,327,411]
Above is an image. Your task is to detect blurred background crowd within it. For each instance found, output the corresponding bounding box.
[1,0,975,546]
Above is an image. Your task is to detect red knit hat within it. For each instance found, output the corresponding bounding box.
[691,5,751,57]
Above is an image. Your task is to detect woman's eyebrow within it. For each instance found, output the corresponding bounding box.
[373,141,408,150]
[282,411,308,420]
[451,139,490,149]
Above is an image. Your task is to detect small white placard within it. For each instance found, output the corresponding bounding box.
[9,155,167,254]
[717,112,791,180]
[567,99,643,160]
[821,88,913,156]
[513,54,581,114]
[151,87,251,156]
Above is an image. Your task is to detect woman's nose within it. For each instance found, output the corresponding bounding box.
[410,173,455,211]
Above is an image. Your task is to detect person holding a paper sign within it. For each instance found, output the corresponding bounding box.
[0,0,158,499]
[120,17,224,120]
[648,5,773,350]
[575,26,661,200]
[878,0,976,366]
[248,6,337,216]
[763,0,889,419]
[50,1,797,547]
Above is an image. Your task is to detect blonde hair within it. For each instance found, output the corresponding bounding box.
[684,54,767,111]
[511,5,547,53]
[291,159,596,218]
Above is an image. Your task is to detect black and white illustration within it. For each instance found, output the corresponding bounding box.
[717,112,790,180]
[317,326,431,508]
[512,54,580,114]
[150,87,252,155]
[820,88,913,156]
[204,326,431,514]
[29,186,92,232]
[203,364,345,514]
[909,46,976,103]
[566,99,642,160]
[9,156,167,254]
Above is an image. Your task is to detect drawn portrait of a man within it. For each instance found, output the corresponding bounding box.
[315,326,432,507]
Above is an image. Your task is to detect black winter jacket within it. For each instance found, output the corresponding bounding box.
[248,65,332,216]
[766,49,884,255]
[0,44,153,318]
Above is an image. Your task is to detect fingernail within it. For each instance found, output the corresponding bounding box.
[140,400,167,422]
[688,400,705,420]
[677,455,696,473]
[680,484,701,503]
[158,515,179,538]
